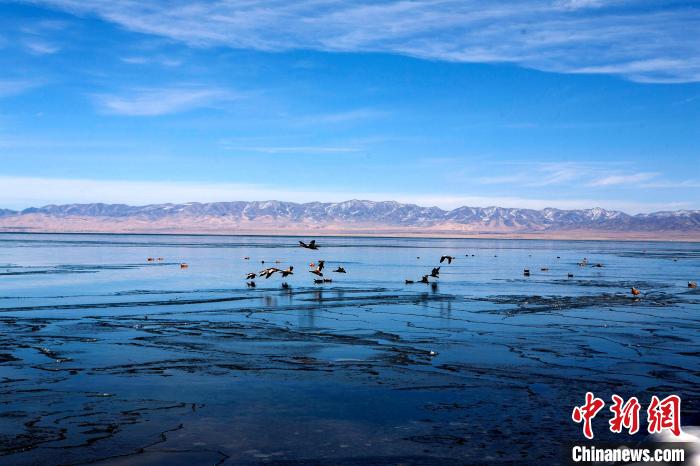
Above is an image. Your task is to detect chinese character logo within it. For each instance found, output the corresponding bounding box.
[572,393,681,439]
[609,395,641,435]
[647,395,681,436]
[572,392,606,439]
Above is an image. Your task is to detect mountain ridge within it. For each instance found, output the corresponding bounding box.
[1,200,698,238]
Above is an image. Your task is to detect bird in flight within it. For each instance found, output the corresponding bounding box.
[245,272,257,280]
[333,267,346,273]
[440,255,455,264]
[260,267,280,279]
[299,240,319,250]
[281,266,294,277]
[430,267,440,278]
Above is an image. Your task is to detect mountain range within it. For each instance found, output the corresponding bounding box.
[0,200,698,239]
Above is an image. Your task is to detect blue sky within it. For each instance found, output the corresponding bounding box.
[0,0,698,213]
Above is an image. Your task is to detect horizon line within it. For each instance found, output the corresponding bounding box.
[4,199,699,217]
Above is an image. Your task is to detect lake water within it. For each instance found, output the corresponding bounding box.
[1,233,699,464]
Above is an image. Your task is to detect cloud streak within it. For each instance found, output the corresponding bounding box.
[588,172,657,187]
[94,86,236,116]
[25,0,700,83]
[0,79,42,97]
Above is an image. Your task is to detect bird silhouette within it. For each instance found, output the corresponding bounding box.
[420,275,430,284]
[430,267,440,278]
[246,272,257,280]
[299,240,319,250]
[333,267,346,273]
[260,267,280,279]
[440,255,455,264]
[281,266,294,277]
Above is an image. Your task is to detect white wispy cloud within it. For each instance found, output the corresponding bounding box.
[587,172,658,187]
[295,108,389,125]
[24,40,60,54]
[640,179,700,189]
[25,0,700,83]
[223,146,361,154]
[0,79,42,97]
[120,55,183,67]
[476,162,602,187]
[94,86,237,116]
[0,176,693,213]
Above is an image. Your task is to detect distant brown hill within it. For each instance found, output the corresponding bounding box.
[0,200,698,240]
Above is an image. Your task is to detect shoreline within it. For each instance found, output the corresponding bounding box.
[1,228,699,242]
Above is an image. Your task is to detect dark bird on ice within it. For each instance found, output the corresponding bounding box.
[405,279,414,284]
[314,279,324,284]
[568,273,574,278]
[440,255,455,264]
[333,267,346,273]
[299,240,319,250]
[523,269,530,276]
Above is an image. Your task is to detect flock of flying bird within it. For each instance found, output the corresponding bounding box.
[234,239,698,294]
[147,239,698,294]
[244,240,346,288]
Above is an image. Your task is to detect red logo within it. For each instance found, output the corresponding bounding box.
[572,393,681,439]
[609,395,641,435]
[572,392,606,439]
[647,395,681,436]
